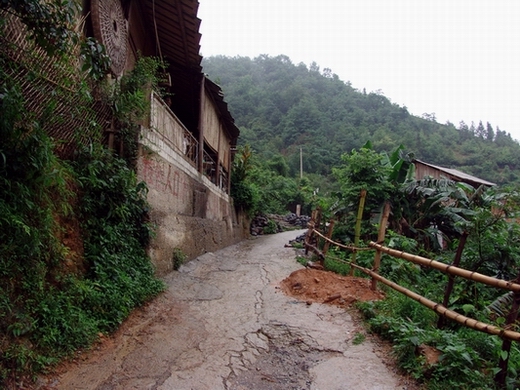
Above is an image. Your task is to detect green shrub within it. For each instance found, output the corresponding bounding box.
[323,248,351,275]
[0,132,164,383]
[358,289,504,389]
[172,247,187,270]
[263,219,278,234]
[73,146,164,331]
[231,181,260,214]
[0,5,166,385]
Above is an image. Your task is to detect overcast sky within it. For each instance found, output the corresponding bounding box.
[198,0,520,140]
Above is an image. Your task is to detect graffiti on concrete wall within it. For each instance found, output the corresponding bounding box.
[140,156,182,197]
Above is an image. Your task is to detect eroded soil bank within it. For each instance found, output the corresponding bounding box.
[38,230,417,390]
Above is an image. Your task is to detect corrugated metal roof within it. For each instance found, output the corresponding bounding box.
[414,159,496,187]
[140,0,202,71]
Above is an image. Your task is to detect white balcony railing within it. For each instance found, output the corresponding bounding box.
[149,92,229,193]
[150,92,198,167]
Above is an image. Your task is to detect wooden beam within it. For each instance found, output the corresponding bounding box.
[197,74,205,173]
[371,201,390,290]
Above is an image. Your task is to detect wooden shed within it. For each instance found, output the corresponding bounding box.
[413,159,496,188]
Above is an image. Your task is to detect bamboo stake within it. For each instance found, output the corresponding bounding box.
[315,207,322,238]
[371,202,391,291]
[369,242,520,292]
[304,220,314,256]
[314,207,323,264]
[495,271,520,387]
[322,219,335,255]
[351,189,367,276]
[351,263,520,342]
[305,209,319,255]
[437,231,469,329]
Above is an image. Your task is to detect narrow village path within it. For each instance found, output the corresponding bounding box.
[41,230,412,390]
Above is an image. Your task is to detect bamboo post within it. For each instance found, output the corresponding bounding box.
[322,219,335,255]
[305,209,318,255]
[315,206,322,235]
[351,189,367,276]
[437,231,469,329]
[371,201,391,290]
[495,271,520,388]
[304,218,314,256]
[315,207,323,263]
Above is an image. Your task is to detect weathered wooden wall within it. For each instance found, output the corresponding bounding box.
[202,92,231,167]
[414,163,447,181]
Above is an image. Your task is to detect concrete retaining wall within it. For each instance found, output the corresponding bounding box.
[137,126,249,276]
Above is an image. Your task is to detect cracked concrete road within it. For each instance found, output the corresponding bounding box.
[42,230,409,390]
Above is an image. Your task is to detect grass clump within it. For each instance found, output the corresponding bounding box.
[172,248,187,270]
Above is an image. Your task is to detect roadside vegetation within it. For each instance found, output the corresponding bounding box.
[1,1,164,386]
[310,144,520,389]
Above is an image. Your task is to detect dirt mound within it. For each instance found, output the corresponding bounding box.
[280,268,385,307]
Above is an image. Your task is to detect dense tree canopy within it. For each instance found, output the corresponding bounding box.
[202,55,520,186]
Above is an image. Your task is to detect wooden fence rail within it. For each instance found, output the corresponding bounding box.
[304,211,520,387]
[369,242,520,293]
[305,229,520,342]
[349,262,520,341]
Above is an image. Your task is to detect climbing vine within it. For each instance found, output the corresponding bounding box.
[107,55,166,165]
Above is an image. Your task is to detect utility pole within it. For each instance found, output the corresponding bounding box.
[296,147,303,216]
[300,147,303,179]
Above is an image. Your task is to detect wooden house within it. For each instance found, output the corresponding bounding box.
[86,0,245,273]
[1,0,246,274]
[86,0,239,193]
[413,159,496,188]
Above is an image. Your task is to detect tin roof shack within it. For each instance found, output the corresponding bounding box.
[111,0,246,274]
[413,159,496,188]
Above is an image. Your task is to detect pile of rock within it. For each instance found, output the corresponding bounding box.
[250,213,310,236]
[250,215,281,236]
[288,233,306,246]
[283,213,311,228]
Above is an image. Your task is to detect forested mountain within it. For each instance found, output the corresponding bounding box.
[202,55,520,186]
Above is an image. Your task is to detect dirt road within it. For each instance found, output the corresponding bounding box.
[40,230,412,390]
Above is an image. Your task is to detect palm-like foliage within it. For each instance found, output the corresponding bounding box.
[400,178,520,280]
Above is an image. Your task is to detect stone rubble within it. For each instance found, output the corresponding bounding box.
[250,213,311,236]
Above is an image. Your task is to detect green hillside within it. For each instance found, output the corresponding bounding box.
[202,55,520,186]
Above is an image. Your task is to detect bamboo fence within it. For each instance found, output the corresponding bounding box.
[369,242,520,293]
[304,207,520,386]
[349,262,520,341]
[1,11,112,158]
[304,223,520,342]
